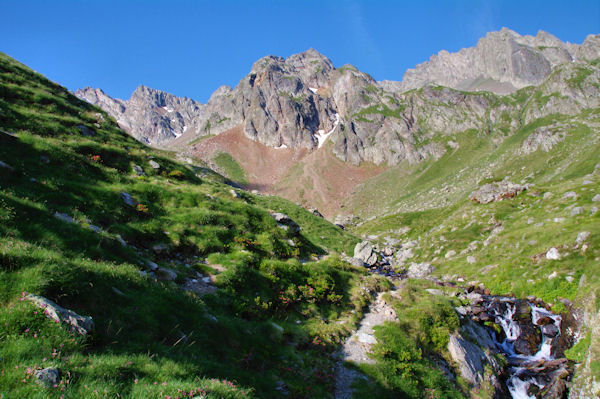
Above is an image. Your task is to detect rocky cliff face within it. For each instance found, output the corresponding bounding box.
[391,28,600,94]
[76,29,600,166]
[75,86,205,145]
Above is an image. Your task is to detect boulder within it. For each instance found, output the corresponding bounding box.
[26,294,94,335]
[348,257,367,268]
[353,241,377,266]
[271,212,301,234]
[34,367,60,387]
[407,262,434,279]
[447,334,488,385]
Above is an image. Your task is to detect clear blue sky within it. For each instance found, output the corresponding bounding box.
[1,0,599,102]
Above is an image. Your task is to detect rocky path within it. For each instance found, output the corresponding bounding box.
[334,290,399,399]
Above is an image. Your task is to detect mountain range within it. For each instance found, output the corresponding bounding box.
[75,28,600,218]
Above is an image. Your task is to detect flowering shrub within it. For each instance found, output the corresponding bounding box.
[136,204,148,213]
[89,154,102,163]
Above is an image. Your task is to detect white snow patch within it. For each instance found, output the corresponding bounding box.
[276,143,288,149]
[171,128,182,138]
[309,87,318,94]
[162,106,174,113]
[315,113,339,149]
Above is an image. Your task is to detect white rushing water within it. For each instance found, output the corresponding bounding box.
[490,300,562,399]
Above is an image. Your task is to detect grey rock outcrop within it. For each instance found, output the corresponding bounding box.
[353,241,377,266]
[396,29,599,95]
[26,294,94,335]
[470,181,527,204]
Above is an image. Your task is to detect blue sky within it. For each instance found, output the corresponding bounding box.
[1,0,599,102]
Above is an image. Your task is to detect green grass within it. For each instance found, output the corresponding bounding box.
[0,51,383,399]
[212,151,248,186]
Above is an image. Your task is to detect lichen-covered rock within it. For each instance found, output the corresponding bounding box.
[26,294,94,335]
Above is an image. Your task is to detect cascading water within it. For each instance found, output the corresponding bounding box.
[484,298,565,399]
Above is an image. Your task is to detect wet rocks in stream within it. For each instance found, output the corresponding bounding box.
[459,288,574,399]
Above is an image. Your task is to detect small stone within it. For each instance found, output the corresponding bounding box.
[120,192,136,207]
[576,231,590,245]
[583,180,593,185]
[591,207,598,215]
[115,235,127,247]
[562,191,578,200]
[149,160,160,169]
[527,218,535,224]
[565,276,574,283]
[528,240,537,246]
[467,256,476,264]
[77,124,96,137]
[152,243,169,254]
[546,248,560,260]
[133,165,145,176]
[445,250,457,259]
[592,194,600,202]
[553,217,565,223]
[548,271,558,279]
[357,332,377,344]
[54,212,76,224]
[146,261,159,271]
[34,367,60,387]
[543,192,553,200]
[155,267,177,281]
[570,207,583,216]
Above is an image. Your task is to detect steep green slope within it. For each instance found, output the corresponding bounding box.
[0,52,385,398]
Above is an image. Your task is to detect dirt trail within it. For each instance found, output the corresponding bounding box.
[334,291,399,399]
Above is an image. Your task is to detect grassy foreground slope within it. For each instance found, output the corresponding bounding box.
[0,52,386,398]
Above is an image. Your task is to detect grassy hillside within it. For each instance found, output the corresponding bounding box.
[0,52,386,399]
